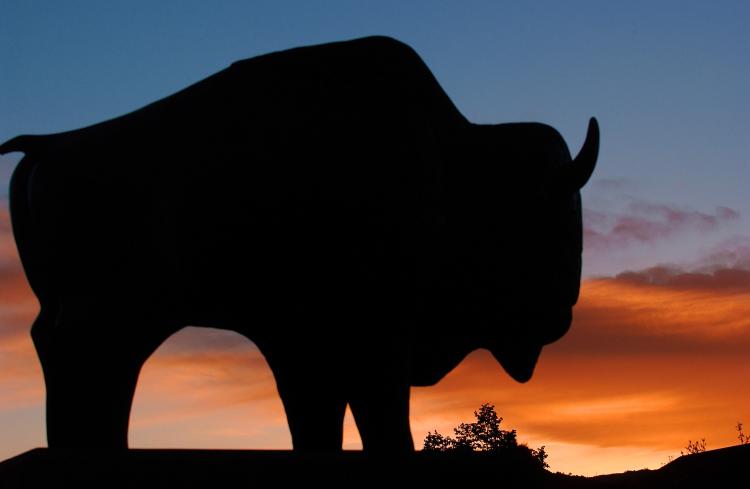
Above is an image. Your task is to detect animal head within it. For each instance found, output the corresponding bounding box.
[446,118,599,383]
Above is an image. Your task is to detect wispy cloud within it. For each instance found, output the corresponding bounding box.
[130,261,750,475]
[613,265,750,291]
[696,235,750,270]
[2,250,749,473]
[584,201,740,251]
[0,197,748,474]
[408,252,750,473]
[561,262,750,356]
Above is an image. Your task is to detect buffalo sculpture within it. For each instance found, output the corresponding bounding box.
[1,36,598,452]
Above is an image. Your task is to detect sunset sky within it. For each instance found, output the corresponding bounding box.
[1,1,748,476]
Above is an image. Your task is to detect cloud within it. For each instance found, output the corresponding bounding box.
[410,349,748,464]
[588,178,636,192]
[144,347,279,407]
[129,329,289,449]
[557,265,750,357]
[408,256,750,473]
[0,224,38,406]
[613,265,750,291]
[695,235,750,271]
[2,267,748,475]
[0,196,748,474]
[583,201,740,251]
[155,326,254,355]
[0,258,36,351]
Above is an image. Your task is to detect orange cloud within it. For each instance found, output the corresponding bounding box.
[1,215,749,476]
[138,337,280,411]
[409,273,750,474]
[0,219,41,417]
[557,271,750,357]
[129,268,750,474]
[130,328,289,449]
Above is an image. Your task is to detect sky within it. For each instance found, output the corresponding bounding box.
[1,0,749,476]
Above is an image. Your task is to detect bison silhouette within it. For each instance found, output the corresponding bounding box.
[1,36,598,452]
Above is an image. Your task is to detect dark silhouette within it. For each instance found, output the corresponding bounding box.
[4,444,749,488]
[422,403,548,470]
[737,422,749,445]
[681,439,707,456]
[0,36,598,452]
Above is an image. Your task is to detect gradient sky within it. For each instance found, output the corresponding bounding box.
[1,0,748,476]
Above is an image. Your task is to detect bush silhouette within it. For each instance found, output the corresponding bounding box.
[422,403,549,469]
[681,438,707,456]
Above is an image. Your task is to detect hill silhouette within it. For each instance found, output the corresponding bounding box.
[1,444,747,488]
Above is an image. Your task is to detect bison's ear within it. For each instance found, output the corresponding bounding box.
[490,343,542,384]
[552,117,599,192]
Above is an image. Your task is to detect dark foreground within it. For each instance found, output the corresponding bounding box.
[1,445,748,488]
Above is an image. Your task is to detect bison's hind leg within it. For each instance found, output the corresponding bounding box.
[349,378,414,453]
[266,352,348,451]
[33,300,171,449]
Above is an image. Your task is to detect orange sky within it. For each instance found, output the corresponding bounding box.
[1,247,748,475]
[2,1,749,477]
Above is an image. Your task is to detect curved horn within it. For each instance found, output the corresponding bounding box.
[558,117,599,191]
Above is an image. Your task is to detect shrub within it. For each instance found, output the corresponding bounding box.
[422,403,549,470]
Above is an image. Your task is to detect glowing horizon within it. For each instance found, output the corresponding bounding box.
[1,1,748,477]
[1,269,748,475]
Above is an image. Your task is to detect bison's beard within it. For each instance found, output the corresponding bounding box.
[488,308,572,383]
[490,342,543,383]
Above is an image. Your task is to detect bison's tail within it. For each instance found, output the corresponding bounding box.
[5,133,56,302]
[9,152,61,386]
[7,138,62,373]
[9,149,55,305]
[0,135,49,155]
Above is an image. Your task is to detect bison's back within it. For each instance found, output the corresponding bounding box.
[10,36,460,327]
[20,36,463,169]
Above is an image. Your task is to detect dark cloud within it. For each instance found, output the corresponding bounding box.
[583,201,740,250]
[613,265,750,291]
[695,236,750,271]
[627,202,739,230]
[609,237,750,291]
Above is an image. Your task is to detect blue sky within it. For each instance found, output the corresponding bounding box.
[0,1,749,473]
[2,1,748,275]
